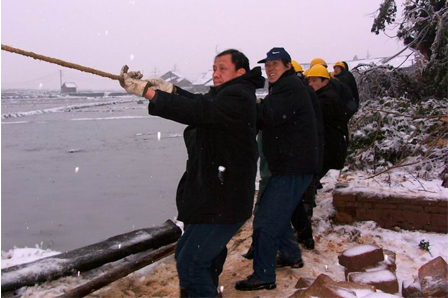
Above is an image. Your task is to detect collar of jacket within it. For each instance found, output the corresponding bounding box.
[316,78,338,95]
[268,68,295,88]
[209,67,265,95]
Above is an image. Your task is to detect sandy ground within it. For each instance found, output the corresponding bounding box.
[2,94,187,252]
[35,172,444,298]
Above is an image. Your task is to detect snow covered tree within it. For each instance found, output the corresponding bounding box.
[371,0,448,98]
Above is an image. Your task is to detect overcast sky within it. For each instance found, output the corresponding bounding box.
[1,0,406,91]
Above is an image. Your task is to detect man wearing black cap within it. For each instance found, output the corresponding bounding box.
[235,47,319,291]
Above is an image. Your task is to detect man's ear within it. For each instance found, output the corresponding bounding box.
[237,68,247,76]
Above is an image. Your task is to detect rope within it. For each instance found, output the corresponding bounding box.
[1,44,121,81]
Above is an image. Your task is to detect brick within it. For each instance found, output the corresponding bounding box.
[374,203,398,209]
[356,208,375,221]
[335,212,354,224]
[402,278,423,298]
[430,225,448,233]
[338,245,384,271]
[398,204,424,212]
[375,209,395,221]
[418,256,448,298]
[295,277,314,289]
[398,222,423,231]
[290,274,376,298]
[425,206,448,213]
[346,201,359,208]
[333,199,346,208]
[344,250,396,280]
[404,211,431,225]
[290,283,358,298]
[360,202,373,208]
[348,269,399,294]
[431,213,448,226]
[436,201,448,208]
[382,219,399,229]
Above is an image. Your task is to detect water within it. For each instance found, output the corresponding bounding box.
[1,91,187,252]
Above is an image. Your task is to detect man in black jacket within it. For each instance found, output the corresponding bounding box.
[120,49,265,298]
[308,64,354,176]
[236,47,318,291]
[333,61,360,109]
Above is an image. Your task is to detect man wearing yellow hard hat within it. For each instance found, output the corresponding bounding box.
[332,61,359,108]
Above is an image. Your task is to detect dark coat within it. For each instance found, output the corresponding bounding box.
[257,69,319,175]
[335,68,360,108]
[306,86,325,174]
[148,67,265,224]
[315,79,349,171]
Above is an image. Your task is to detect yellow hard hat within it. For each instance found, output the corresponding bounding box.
[307,64,330,79]
[291,60,303,73]
[333,61,346,69]
[310,57,328,68]
[303,68,311,77]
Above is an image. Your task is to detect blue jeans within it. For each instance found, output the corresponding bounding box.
[252,174,312,282]
[175,222,245,298]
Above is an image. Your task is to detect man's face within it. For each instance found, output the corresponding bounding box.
[213,54,241,86]
[308,77,328,91]
[265,60,290,83]
[333,66,343,75]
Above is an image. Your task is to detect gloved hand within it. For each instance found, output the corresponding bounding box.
[146,78,175,93]
[120,65,149,97]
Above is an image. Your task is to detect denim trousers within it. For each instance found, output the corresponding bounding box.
[175,221,245,298]
[252,174,312,282]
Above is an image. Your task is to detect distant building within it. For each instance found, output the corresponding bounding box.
[160,71,192,90]
[61,82,77,93]
[191,70,213,93]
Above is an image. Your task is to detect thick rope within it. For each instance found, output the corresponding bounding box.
[1,44,121,81]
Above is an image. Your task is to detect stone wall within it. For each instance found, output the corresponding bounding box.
[333,189,448,233]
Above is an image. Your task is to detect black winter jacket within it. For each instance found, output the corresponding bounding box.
[148,67,265,224]
[257,69,319,175]
[335,69,360,109]
[315,79,349,171]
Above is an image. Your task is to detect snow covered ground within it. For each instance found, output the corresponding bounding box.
[2,170,447,297]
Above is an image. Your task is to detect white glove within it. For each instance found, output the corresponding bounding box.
[147,78,175,93]
[120,65,149,97]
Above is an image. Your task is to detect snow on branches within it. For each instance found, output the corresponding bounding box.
[346,94,447,184]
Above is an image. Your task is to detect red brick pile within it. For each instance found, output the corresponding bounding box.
[402,256,448,297]
[288,244,448,297]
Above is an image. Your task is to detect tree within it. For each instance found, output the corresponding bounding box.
[371,0,448,98]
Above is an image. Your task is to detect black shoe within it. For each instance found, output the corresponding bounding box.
[242,246,254,260]
[276,257,304,268]
[235,274,276,291]
[298,238,315,250]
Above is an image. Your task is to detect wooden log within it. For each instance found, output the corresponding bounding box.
[1,220,181,293]
[57,242,176,298]
[1,44,121,81]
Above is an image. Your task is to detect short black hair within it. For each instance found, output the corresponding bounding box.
[216,49,250,72]
[281,59,291,68]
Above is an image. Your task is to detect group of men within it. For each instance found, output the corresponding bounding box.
[120,47,358,298]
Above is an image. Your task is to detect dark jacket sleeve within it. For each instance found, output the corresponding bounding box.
[148,85,253,127]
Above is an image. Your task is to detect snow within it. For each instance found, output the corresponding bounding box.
[337,170,448,200]
[343,244,380,257]
[1,99,135,119]
[2,170,447,297]
[349,269,397,283]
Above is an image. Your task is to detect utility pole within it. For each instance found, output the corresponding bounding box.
[59,70,63,89]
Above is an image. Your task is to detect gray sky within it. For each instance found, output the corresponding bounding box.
[1,0,406,91]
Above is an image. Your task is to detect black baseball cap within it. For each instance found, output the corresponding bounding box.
[257,47,291,63]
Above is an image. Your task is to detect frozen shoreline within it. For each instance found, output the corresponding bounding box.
[2,93,187,252]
